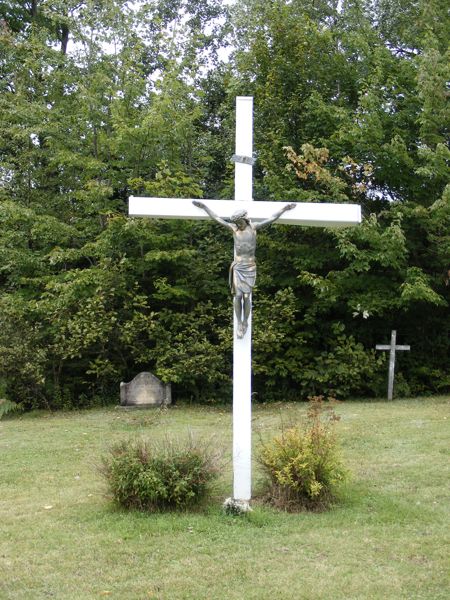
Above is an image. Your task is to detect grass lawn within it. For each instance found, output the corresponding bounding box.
[1,397,449,599]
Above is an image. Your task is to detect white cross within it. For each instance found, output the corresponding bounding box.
[376,330,410,400]
[129,96,361,503]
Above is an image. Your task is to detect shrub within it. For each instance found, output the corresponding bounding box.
[258,397,348,511]
[100,435,221,511]
[0,398,21,420]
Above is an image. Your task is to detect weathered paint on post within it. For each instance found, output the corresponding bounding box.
[376,330,411,400]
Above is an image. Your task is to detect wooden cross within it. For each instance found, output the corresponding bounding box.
[129,96,361,505]
[376,330,411,400]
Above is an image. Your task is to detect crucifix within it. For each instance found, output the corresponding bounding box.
[129,96,361,507]
[376,330,410,400]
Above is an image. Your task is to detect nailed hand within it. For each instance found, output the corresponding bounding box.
[193,200,206,209]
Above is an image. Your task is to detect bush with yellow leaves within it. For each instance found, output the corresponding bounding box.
[258,397,348,511]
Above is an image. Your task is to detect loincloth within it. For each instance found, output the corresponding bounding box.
[229,260,256,295]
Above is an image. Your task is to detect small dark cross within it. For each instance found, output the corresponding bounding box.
[376,330,411,400]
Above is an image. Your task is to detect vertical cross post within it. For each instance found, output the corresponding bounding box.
[387,329,397,401]
[376,330,411,400]
[233,97,253,501]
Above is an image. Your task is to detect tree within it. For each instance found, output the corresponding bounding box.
[223,0,449,397]
[0,0,448,407]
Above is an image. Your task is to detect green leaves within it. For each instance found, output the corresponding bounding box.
[0,0,449,407]
[258,399,348,510]
[101,436,221,511]
[400,267,447,308]
[335,213,407,273]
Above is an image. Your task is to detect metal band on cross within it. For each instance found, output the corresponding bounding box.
[231,154,256,166]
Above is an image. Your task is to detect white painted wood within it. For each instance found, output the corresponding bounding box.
[232,97,253,501]
[129,197,362,228]
[232,311,252,500]
[235,96,253,201]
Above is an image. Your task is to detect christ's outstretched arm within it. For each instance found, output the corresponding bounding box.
[193,201,235,231]
[254,203,296,230]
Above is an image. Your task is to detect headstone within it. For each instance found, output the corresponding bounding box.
[120,372,171,408]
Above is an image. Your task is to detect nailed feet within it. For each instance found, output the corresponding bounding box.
[237,321,248,339]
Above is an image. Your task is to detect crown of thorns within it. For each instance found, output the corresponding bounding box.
[230,210,249,223]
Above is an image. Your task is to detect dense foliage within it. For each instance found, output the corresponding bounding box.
[258,398,348,510]
[0,0,448,409]
[101,436,220,511]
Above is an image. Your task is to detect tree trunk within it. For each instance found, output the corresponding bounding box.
[60,24,69,55]
[30,0,38,19]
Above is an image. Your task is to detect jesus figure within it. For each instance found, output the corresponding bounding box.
[192,200,296,338]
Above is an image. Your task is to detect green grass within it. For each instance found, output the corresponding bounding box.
[1,398,449,599]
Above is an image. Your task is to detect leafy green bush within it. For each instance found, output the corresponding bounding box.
[258,398,348,511]
[0,398,21,420]
[100,436,221,511]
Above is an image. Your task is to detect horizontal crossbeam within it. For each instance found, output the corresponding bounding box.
[129,197,361,228]
[376,345,411,351]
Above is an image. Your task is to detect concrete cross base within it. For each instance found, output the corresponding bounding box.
[223,497,253,515]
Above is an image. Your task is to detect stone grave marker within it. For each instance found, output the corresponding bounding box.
[120,372,171,408]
